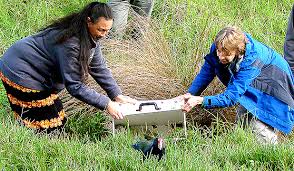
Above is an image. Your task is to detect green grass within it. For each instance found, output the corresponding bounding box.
[0,0,294,170]
[1,122,294,170]
[152,0,292,85]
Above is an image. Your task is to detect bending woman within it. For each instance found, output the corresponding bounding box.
[0,2,135,132]
[182,26,294,144]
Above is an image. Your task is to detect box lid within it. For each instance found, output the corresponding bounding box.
[114,98,185,125]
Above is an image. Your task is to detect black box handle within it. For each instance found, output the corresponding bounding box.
[136,102,161,111]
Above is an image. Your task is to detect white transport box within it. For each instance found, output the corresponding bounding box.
[112,98,187,137]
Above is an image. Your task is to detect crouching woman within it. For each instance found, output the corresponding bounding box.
[182,26,294,144]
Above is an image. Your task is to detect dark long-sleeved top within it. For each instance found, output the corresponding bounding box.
[284,4,294,74]
[0,29,122,110]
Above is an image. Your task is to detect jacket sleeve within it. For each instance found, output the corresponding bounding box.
[202,56,260,108]
[89,46,122,100]
[284,4,294,74]
[56,38,110,110]
[188,44,217,95]
[188,57,216,95]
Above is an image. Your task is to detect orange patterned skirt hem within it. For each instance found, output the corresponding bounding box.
[1,71,67,131]
[0,72,40,93]
[14,110,66,129]
[7,93,58,108]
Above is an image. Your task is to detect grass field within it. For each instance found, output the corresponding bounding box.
[0,0,294,170]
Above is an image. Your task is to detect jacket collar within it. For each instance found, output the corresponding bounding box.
[244,33,255,57]
[228,55,243,73]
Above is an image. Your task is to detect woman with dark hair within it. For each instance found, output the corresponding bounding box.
[0,2,135,133]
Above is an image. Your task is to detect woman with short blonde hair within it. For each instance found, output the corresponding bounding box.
[182,26,294,144]
[214,26,247,56]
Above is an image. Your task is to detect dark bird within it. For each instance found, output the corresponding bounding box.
[132,137,166,161]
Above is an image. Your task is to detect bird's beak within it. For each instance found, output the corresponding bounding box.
[158,138,163,150]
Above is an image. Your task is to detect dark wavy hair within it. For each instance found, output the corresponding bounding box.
[42,2,113,79]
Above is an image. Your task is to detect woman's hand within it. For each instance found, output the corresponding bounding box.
[114,95,137,104]
[182,95,204,112]
[173,93,190,101]
[106,101,123,119]
[106,95,137,119]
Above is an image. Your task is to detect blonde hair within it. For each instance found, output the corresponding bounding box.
[214,26,247,56]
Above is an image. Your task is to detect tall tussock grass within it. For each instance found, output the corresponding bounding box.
[61,9,237,130]
[1,1,294,170]
[60,8,234,129]
[1,0,292,133]
[61,10,186,117]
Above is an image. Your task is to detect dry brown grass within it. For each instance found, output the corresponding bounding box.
[60,10,236,127]
[189,78,237,127]
[60,11,186,117]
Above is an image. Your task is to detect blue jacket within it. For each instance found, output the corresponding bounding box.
[188,34,294,134]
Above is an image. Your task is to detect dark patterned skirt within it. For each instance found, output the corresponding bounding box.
[0,72,67,133]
